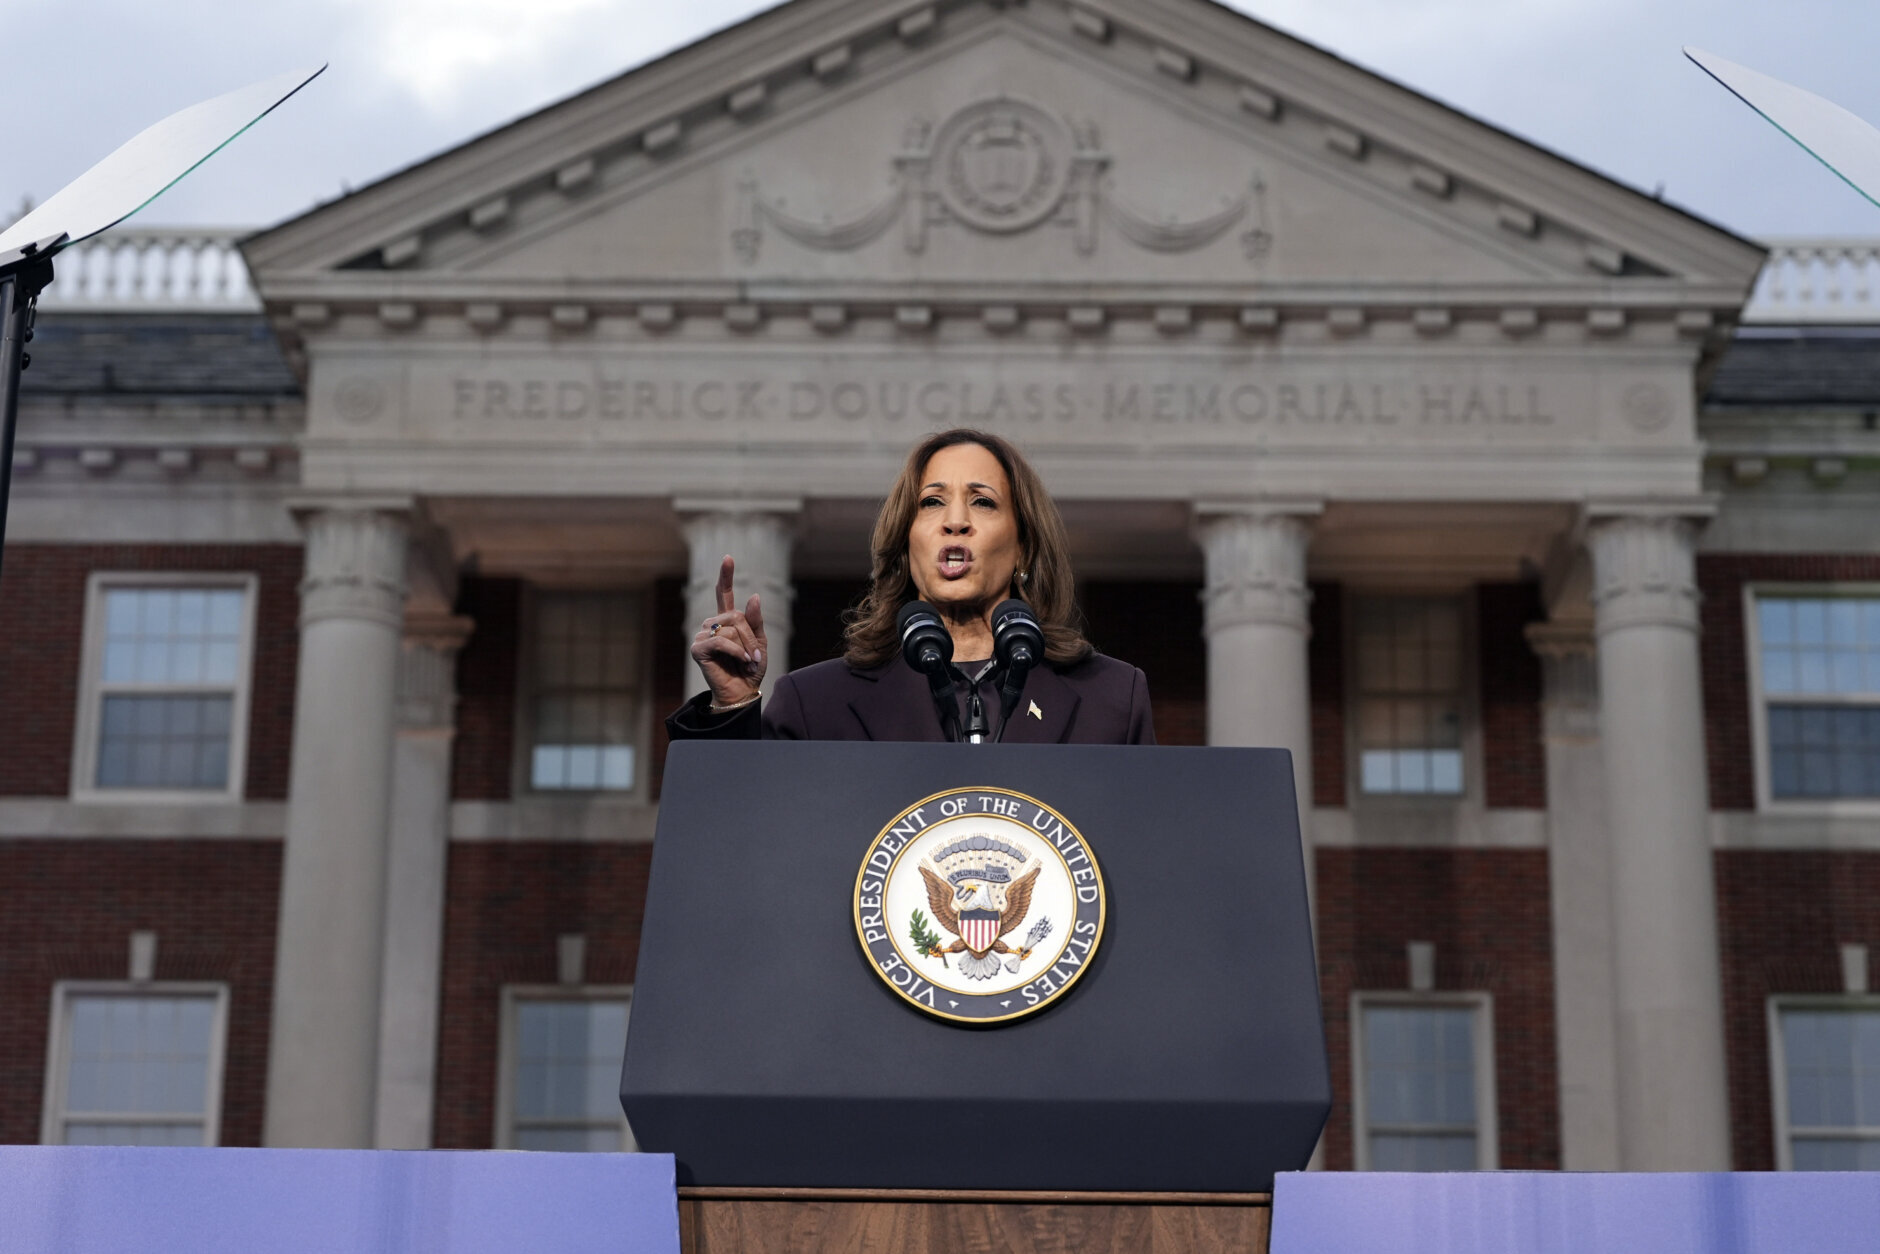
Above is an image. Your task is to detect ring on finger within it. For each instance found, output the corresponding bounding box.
[709,622,720,635]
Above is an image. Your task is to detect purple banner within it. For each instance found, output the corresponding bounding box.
[0,1147,678,1254]
[1272,1171,1880,1254]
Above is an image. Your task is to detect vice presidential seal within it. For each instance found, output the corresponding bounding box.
[853,786,1105,1024]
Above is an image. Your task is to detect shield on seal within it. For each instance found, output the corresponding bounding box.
[960,909,1001,956]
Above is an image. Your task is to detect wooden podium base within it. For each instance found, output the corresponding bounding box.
[677,1187,1272,1254]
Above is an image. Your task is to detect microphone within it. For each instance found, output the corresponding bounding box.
[897,601,963,742]
[991,598,1044,737]
[897,600,953,674]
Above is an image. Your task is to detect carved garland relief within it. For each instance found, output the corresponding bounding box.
[732,98,1271,263]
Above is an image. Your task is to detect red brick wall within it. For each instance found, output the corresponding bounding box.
[450,577,520,801]
[1699,555,1880,811]
[432,843,654,1149]
[1478,583,1546,809]
[1315,848,1558,1170]
[0,840,280,1146]
[1714,849,1880,1170]
[1310,583,1346,806]
[0,545,301,799]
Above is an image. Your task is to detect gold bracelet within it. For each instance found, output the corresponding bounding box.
[708,692,761,715]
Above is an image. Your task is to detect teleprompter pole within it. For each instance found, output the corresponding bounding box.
[0,245,55,588]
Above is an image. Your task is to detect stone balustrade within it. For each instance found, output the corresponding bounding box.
[36,227,259,311]
[1743,237,1880,323]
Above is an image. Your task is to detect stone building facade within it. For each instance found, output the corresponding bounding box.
[4,0,1877,1173]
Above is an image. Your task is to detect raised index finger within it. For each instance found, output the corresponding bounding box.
[715,555,736,615]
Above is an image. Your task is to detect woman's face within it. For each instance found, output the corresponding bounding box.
[906,441,1022,620]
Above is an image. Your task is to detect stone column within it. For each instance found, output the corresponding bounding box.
[265,504,408,1148]
[374,610,472,1150]
[1588,512,1731,1170]
[1527,617,1621,1171]
[677,500,799,701]
[1196,505,1320,907]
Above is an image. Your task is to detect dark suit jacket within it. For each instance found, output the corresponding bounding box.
[667,653,1156,745]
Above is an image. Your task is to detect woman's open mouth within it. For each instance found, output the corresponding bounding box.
[938,546,974,579]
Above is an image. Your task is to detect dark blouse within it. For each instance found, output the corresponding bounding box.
[666,653,1156,745]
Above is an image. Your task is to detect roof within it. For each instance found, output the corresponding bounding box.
[19,313,301,402]
[1706,326,1880,409]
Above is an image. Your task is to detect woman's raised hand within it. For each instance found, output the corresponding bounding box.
[690,555,767,709]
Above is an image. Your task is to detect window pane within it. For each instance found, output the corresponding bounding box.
[514,1125,622,1152]
[1783,1008,1880,1142]
[1354,598,1466,796]
[93,586,248,791]
[1759,597,1880,717]
[530,593,643,793]
[1761,600,1793,646]
[1362,1005,1478,1133]
[96,696,233,790]
[64,1121,205,1148]
[1792,1137,1880,1171]
[513,999,630,1131]
[62,993,217,1141]
[1370,1132,1478,1172]
[1768,705,1880,800]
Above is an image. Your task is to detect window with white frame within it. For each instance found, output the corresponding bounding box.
[1351,995,1497,1170]
[74,577,255,797]
[1753,595,1880,801]
[1770,999,1880,1170]
[41,983,228,1147]
[496,989,635,1151]
[527,592,644,793]
[1354,597,1466,795]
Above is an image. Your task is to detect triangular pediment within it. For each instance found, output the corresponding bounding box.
[245,0,1762,301]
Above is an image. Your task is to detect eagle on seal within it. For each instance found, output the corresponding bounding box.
[918,861,1043,980]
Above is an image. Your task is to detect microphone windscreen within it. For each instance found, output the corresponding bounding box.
[898,600,953,671]
[897,600,940,634]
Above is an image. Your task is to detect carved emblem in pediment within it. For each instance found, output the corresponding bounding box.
[732,97,1269,263]
[933,99,1069,234]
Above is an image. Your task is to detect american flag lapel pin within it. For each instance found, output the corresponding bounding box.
[1028,700,1043,720]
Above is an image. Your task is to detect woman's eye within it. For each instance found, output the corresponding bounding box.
[972,496,996,509]
[920,496,943,508]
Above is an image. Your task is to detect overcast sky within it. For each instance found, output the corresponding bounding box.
[5,0,1878,240]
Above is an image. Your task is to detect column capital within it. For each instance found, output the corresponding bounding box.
[1192,497,1325,525]
[1526,621,1599,741]
[1194,504,1320,636]
[297,507,411,631]
[1585,513,1703,637]
[672,495,803,518]
[398,612,474,731]
[1525,620,1597,660]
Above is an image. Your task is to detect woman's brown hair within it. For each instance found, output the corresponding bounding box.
[843,429,1091,669]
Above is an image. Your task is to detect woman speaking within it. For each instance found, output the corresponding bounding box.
[667,429,1154,744]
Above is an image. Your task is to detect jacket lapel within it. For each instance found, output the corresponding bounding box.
[847,662,950,742]
[996,664,1081,744]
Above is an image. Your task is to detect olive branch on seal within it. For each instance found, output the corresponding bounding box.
[908,909,949,968]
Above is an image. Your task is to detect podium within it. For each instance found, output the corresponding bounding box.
[623,742,1327,1252]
